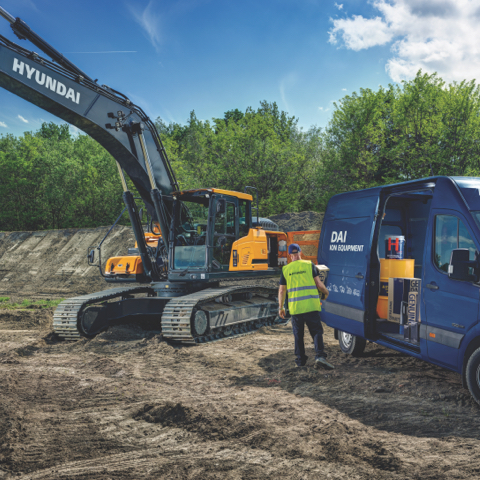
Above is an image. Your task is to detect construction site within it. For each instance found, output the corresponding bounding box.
[2,5,480,479]
[1,219,480,479]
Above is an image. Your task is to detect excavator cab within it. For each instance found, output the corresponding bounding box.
[169,189,287,280]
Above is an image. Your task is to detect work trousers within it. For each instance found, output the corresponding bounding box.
[291,310,326,366]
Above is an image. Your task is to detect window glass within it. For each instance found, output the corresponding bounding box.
[226,203,235,235]
[213,201,236,268]
[434,215,476,273]
[383,208,402,222]
[238,200,249,238]
[172,199,208,269]
[214,202,226,235]
[459,221,476,256]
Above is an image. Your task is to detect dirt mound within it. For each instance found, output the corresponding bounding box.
[269,211,324,232]
[134,402,259,442]
[0,225,135,299]
[0,308,53,330]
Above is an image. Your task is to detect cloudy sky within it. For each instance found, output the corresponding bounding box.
[0,0,479,137]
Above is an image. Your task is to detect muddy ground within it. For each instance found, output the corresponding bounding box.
[2,215,480,479]
[1,308,480,479]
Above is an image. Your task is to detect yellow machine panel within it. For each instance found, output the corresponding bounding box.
[229,228,287,271]
[135,232,161,249]
[105,255,144,276]
[106,231,162,277]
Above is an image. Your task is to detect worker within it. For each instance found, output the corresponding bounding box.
[278,243,334,370]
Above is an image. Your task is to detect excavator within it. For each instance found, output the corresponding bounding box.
[0,6,290,344]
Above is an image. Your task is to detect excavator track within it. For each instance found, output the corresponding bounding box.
[161,285,279,344]
[53,286,153,340]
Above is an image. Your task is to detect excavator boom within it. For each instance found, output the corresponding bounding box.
[0,12,177,222]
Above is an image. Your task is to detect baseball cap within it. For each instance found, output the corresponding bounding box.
[288,243,302,254]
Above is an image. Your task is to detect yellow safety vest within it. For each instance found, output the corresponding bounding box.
[283,259,321,315]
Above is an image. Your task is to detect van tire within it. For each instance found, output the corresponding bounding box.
[338,330,366,356]
[465,347,480,406]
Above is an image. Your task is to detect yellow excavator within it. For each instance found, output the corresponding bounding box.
[0,6,291,344]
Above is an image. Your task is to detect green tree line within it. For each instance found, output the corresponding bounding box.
[2,71,480,231]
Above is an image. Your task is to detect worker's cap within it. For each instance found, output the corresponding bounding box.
[288,243,302,254]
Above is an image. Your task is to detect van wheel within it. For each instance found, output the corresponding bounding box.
[338,330,366,356]
[465,347,480,406]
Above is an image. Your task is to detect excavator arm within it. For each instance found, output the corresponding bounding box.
[0,7,177,279]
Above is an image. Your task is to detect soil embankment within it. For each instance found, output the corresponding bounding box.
[0,225,135,300]
[0,211,324,299]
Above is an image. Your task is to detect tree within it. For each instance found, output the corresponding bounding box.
[321,71,480,207]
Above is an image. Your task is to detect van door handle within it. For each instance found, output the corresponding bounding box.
[426,283,439,290]
[355,274,364,279]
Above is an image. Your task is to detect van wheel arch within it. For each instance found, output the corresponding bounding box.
[465,347,480,406]
[462,337,480,389]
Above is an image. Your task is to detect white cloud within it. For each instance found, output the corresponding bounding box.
[0,121,7,128]
[328,0,480,83]
[334,2,343,10]
[128,1,162,51]
[318,107,330,112]
[17,115,29,123]
[342,88,347,91]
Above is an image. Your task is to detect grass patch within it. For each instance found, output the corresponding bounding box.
[0,298,64,310]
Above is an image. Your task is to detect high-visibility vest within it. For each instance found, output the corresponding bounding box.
[283,259,321,315]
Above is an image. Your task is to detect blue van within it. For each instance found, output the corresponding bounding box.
[318,176,480,404]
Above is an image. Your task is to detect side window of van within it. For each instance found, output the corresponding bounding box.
[435,215,476,273]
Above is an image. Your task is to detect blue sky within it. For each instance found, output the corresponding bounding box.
[0,0,478,138]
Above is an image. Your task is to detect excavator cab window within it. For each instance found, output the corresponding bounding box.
[238,199,251,239]
[212,198,236,270]
[172,197,209,269]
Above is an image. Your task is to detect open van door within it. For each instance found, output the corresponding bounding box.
[318,188,381,337]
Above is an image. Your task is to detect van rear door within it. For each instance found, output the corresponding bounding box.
[318,188,381,337]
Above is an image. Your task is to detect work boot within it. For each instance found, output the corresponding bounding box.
[295,356,308,368]
[315,357,334,370]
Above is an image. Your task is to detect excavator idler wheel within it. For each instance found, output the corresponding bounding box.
[192,310,208,336]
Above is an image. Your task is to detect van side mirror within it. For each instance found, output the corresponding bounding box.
[216,199,226,214]
[449,249,473,281]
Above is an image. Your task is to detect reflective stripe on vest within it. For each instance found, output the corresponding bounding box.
[283,259,321,315]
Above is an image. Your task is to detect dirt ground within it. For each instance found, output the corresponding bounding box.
[1,307,480,479]
[2,216,480,479]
